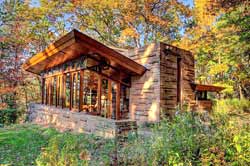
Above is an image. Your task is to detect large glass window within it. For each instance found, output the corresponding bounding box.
[43,69,130,119]
[72,72,80,110]
[111,81,117,119]
[65,73,71,108]
[101,78,108,117]
[120,85,130,119]
[81,70,98,113]
[58,76,63,107]
[52,77,57,106]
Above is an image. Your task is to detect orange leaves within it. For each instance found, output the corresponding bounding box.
[119,27,139,43]
[144,0,169,27]
[0,86,16,95]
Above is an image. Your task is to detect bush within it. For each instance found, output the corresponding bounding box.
[119,112,207,165]
[0,108,18,126]
[214,98,250,114]
[201,112,250,165]
[119,111,250,165]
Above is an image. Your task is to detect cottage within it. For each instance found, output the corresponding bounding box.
[23,29,223,137]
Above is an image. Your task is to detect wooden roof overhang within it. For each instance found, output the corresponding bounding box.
[22,29,146,77]
[192,84,225,92]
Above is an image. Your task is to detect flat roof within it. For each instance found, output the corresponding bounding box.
[22,29,146,75]
[192,84,225,92]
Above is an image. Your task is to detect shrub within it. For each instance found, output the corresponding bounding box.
[201,112,250,165]
[119,111,250,165]
[36,133,116,166]
[0,108,18,126]
[119,112,208,165]
[214,98,250,114]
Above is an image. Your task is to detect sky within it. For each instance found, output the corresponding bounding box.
[181,0,194,8]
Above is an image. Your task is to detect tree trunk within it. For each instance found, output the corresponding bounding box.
[239,84,243,99]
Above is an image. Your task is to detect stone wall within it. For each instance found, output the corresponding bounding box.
[160,43,195,116]
[124,43,161,124]
[28,103,137,138]
[123,42,195,122]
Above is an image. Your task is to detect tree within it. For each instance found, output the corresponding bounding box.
[175,0,250,98]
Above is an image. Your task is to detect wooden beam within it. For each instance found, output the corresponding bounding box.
[22,31,76,71]
[75,30,146,75]
[22,29,146,75]
[43,68,131,87]
[56,76,59,107]
[79,70,84,111]
[46,78,49,105]
[41,78,45,104]
[70,73,74,110]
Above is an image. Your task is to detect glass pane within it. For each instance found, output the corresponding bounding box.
[81,70,98,113]
[120,85,129,119]
[58,76,62,107]
[101,78,108,117]
[44,79,47,104]
[72,72,80,109]
[111,81,117,119]
[53,77,57,106]
[65,73,71,108]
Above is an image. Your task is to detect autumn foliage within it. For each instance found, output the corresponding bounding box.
[0,0,249,121]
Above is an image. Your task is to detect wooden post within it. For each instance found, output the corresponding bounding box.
[97,74,102,114]
[116,82,121,120]
[177,57,182,105]
[41,78,45,104]
[70,73,74,110]
[52,77,55,106]
[108,80,112,118]
[47,78,50,105]
[55,76,59,107]
[58,75,62,107]
[46,78,49,105]
[79,70,84,112]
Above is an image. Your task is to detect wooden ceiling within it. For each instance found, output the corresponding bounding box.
[22,29,146,76]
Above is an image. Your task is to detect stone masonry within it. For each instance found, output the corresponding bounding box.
[121,42,195,123]
[28,103,137,138]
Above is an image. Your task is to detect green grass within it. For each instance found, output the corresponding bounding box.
[0,124,115,166]
[0,99,249,165]
[0,124,58,166]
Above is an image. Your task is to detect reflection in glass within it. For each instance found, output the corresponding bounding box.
[120,85,129,119]
[111,81,117,119]
[81,70,98,113]
[58,76,63,107]
[53,77,57,106]
[65,73,71,108]
[101,79,108,117]
[72,72,80,110]
[44,79,47,104]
